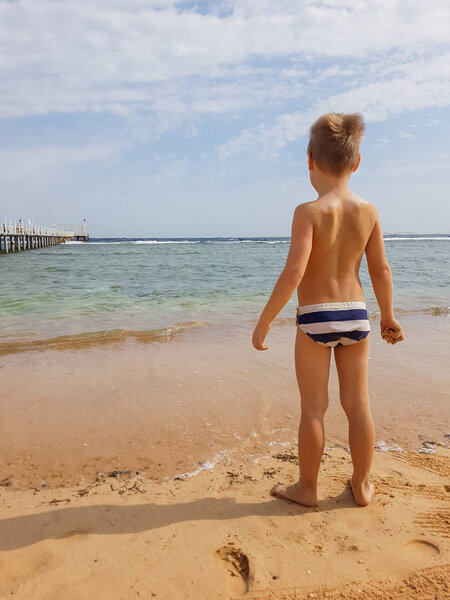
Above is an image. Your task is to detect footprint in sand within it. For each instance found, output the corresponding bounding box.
[258,516,278,530]
[58,527,93,540]
[216,544,250,595]
[406,539,441,555]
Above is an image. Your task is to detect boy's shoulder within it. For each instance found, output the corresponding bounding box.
[294,196,377,215]
[293,197,378,232]
[293,199,316,216]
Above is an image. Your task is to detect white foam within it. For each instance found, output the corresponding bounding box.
[384,237,450,241]
[81,241,127,245]
[170,448,234,480]
[133,240,201,244]
[415,441,436,454]
[375,440,404,452]
[217,240,289,244]
[375,441,390,452]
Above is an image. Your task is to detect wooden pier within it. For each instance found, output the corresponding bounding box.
[0,219,89,254]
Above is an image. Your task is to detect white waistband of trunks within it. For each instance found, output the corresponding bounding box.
[297,301,367,314]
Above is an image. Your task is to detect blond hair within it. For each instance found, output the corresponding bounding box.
[307,112,365,176]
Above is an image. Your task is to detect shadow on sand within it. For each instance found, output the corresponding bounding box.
[0,488,357,551]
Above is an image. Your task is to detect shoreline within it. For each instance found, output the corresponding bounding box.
[0,304,448,356]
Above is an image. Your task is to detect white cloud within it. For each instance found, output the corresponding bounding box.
[216,52,450,157]
[0,145,117,181]
[373,154,450,177]
[0,0,449,122]
[399,131,414,139]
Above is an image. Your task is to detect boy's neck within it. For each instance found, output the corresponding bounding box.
[313,170,352,197]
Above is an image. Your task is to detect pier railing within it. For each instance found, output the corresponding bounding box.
[1,218,89,254]
[2,219,75,238]
[53,223,88,237]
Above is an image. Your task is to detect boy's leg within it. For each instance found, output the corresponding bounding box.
[270,328,331,507]
[334,336,375,506]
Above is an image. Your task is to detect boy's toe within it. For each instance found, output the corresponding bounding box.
[269,482,284,497]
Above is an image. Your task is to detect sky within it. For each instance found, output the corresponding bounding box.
[0,0,449,237]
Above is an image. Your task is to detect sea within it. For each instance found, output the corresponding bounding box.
[0,235,449,346]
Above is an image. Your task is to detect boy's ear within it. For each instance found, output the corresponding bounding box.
[307,151,314,171]
[352,154,361,172]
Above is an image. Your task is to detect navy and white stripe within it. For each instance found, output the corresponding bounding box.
[296,301,370,348]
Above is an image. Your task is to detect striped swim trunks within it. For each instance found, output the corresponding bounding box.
[296,301,370,348]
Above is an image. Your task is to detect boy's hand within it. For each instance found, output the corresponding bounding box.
[252,321,271,351]
[380,317,404,345]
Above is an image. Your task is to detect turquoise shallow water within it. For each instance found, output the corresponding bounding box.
[0,235,449,342]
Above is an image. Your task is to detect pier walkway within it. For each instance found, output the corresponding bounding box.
[0,219,89,254]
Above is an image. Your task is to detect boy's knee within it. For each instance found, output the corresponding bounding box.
[301,399,329,417]
[340,395,369,416]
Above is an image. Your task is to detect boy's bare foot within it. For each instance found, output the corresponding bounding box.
[347,477,374,507]
[269,481,318,507]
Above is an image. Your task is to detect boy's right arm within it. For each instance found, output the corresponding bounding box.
[365,205,404,344]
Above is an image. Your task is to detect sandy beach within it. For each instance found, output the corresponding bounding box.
[0,311,449,598]
[0,445,448,599]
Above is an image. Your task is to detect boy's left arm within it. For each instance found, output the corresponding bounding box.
[252,205,313,350]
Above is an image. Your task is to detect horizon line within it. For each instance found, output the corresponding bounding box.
[86,233,450,239]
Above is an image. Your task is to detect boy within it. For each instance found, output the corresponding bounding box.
[251,112,404,507]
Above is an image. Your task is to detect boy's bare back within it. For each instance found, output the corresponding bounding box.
[296,192,376,306]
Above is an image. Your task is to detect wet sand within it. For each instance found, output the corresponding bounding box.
[0,311,449,491]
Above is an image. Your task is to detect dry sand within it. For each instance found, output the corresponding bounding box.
[0,445,448,599]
